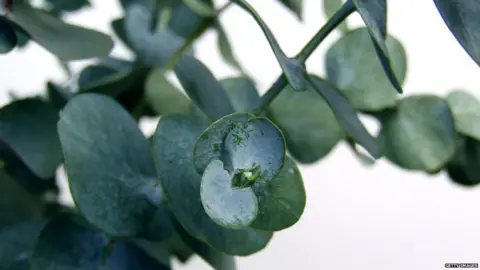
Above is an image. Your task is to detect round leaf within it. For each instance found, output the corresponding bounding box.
[250,157,306,231]
[153,115,273,255]
[447,136,480,186]
[0,220,46,270]
[58,94,160,236]
[201,160,258,229]
[268,76,344,164]
[446,90,480,141]
[0,17,17,54]
[378,95,457,172]
[194,113,286,181]
[326,27,407,111]
[0,98,62,178]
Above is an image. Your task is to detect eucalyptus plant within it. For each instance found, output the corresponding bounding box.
[0,0,479,269]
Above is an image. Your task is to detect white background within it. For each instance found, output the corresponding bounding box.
[1,0,480,269]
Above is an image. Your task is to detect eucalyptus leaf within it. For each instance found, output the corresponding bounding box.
[0,143,58,195]
[124,0,186,67]
[45,0,90,12]
[447,136,480,186]
[58,94,161,236]
[153,115,273,255]
[168,3,207,39]
[78,65,117,89]
[446,90,480,141]
[268,75,344,164]
[11,2,113,60]
[138,207,175,242]
[132,238,171,267]
[217,24,244,72]
[378,95,457,172]
[434,0,480,66]
[323,0,348,32]
[326,27,407,111]
[0,220,46,270]
[171,215,236,270]
[0,17,17,54]
[174,56,235,120]
[47,81,72,110]
[221,77,260,112]
[308,76,381,159]
[111,18,134,51]
[352,0,403,93]
[166,231,194,263]
[182,0,215,17]
[0,170,42,228]
[230,0,306,91]
[145,68,192,115]
[30,217,108,270]
[193,113,286,181]
[0,98,62,178]
[278,0,302,20]
[250,157,306,231]
[201,159,258,229]
[104,241,170,270]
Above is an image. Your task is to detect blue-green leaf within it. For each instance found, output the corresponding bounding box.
[153,115,273,255]
[278,0,303,20]
[0,99,62,178]
[47,82,73,110]
[201,160,258,229]
[174,56,235,120]
[58,94,161,237]
[30,217,108,270]
[145,68,192,116]
[352,0,403,93]
[221,77,260,113]
[30,217,168,270]
[182,0,215,17]
[0,17,17,54]
[124,0,186,67]
[171,215,236,270]
[250,156,306,231]
[447,136,480,186]
[268,75,344,164]
[307,77,381,159]
[446,90,480,141]
[326,27,406,111]
[111,18,134,51]
[230,0,306,91]
[434,0,480,66]
[217,24,245,72]
[11,2,113,60]
[378,95,457,172]
[0,170,42,228]
[323,0,348,32]
[45,0,91,13]
[193,113,285,180]
[0,220,46,270]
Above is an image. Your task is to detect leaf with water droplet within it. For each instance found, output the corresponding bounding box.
[152,115,273,255]
[200,160,258,229]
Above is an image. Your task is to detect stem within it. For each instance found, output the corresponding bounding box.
[296,0,355,62]
[252,0,355,114]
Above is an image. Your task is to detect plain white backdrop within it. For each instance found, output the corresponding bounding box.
[1,0,479,269]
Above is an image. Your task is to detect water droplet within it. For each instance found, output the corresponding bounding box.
[288,168,294,174]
